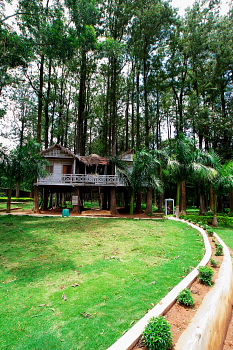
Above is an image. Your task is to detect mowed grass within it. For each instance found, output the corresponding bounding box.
[214,225,233,249]
[0,216,204,350]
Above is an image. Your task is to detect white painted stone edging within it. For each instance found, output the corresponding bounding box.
[107,218,212,350]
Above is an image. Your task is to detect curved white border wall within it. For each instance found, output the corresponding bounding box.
[107,218,212,350]
[175,231,233,350]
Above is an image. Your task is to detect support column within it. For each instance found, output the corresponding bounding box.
[72,187,82,214]
[42,188,49,211]
[34,185,40,213]
[110,188,118,215]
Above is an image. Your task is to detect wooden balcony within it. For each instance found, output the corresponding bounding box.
[37,174,124,186]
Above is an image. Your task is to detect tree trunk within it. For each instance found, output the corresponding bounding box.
[143,52,149,149]
[34,185,40,213]
[145,187,153,215]
[42,188,48,211]
[76,50,87,155]
[110,188,118,215]
[180,180,187,215]
[16,181,20,198]
[6,186,12,213]
[199,192,207,215]
[37,54,44,144]
[44,59,52,149]
[130,194,134,215]
[135,191,143,213]
[72,187,82,214]
[230,190,233,213]
[136,64,140,149]
[176,182,181,218]
[158,194,164,213]
[210,187,215,212]
[212,192,218,227]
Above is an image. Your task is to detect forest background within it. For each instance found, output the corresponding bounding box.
[0,0,233,160]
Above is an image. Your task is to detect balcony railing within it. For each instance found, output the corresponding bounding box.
[37,174,124,186]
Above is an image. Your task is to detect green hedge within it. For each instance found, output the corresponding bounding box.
[180,214,233,226]
[0,197,34,202]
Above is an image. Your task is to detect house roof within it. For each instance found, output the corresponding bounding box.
[41,145,110,166]
[78,154,110,166]
[41,144,76,158]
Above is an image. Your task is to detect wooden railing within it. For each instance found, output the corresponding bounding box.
[37,174,123,186]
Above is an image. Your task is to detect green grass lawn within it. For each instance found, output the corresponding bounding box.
[0,198,34,211]
[0,216,204,350]
[214,225,233,249]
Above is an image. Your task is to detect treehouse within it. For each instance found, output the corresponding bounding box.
[34,144,134,214]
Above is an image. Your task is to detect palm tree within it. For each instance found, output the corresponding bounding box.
[211,161,233,226]
[168,134,217,218]
[114,150,162,215]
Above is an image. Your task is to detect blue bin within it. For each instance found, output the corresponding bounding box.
[62,209,70,217]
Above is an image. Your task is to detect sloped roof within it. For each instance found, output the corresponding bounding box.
[78,154,109,166]
[41,145,110,165]
[41,144,76,158]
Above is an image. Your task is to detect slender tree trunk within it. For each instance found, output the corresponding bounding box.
[210,187,215,212]
[110,188,118,215]
[230,190,233,213]
[131,61,135,149]
[125,89,129,151]
[34,185,40,213]
[44,59,52,149]
[130,194,134,215]
[145,187,153,215]
[76,50,87,155]
[199,192,207,215]
[135,191,143,213]
[15,181,20,198]
[176,182,181,218]
[6,186,12,213]
[37,54,44,144]
[72,187,82,214]
[180,181,187,215]
[143,52,149,149]
[136,64,140,149]
[212,192,218,227]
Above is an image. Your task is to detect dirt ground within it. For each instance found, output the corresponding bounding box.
[0,207,164,219]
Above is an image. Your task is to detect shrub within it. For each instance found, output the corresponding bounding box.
[215,243,224,256]
[207,228,214,237]
[210,258,220,268]
[198,265,214,286]
[177,288,195,307]
[143,316,173,350]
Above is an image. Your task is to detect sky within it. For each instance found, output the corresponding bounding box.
[171,0,231,15]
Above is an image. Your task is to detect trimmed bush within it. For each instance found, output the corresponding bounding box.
[198,265,214,286]
[177,288,195,307]
[143,316,173,350]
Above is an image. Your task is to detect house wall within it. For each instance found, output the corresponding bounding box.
[47,159,74,175]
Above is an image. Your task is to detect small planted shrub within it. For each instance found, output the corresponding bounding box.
[177,288,195,307]
[143,316,173,350]
[215,243,224,256]
[198,265,214,286]
[210,258,220,268]
[206,228,214,237]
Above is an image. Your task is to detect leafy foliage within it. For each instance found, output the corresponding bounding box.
[215,243,223,256]
[177,288,195,307]
[143,316,173,350]
[198,265,214,286]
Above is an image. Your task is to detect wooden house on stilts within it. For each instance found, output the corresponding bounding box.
[35,144,133,215]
